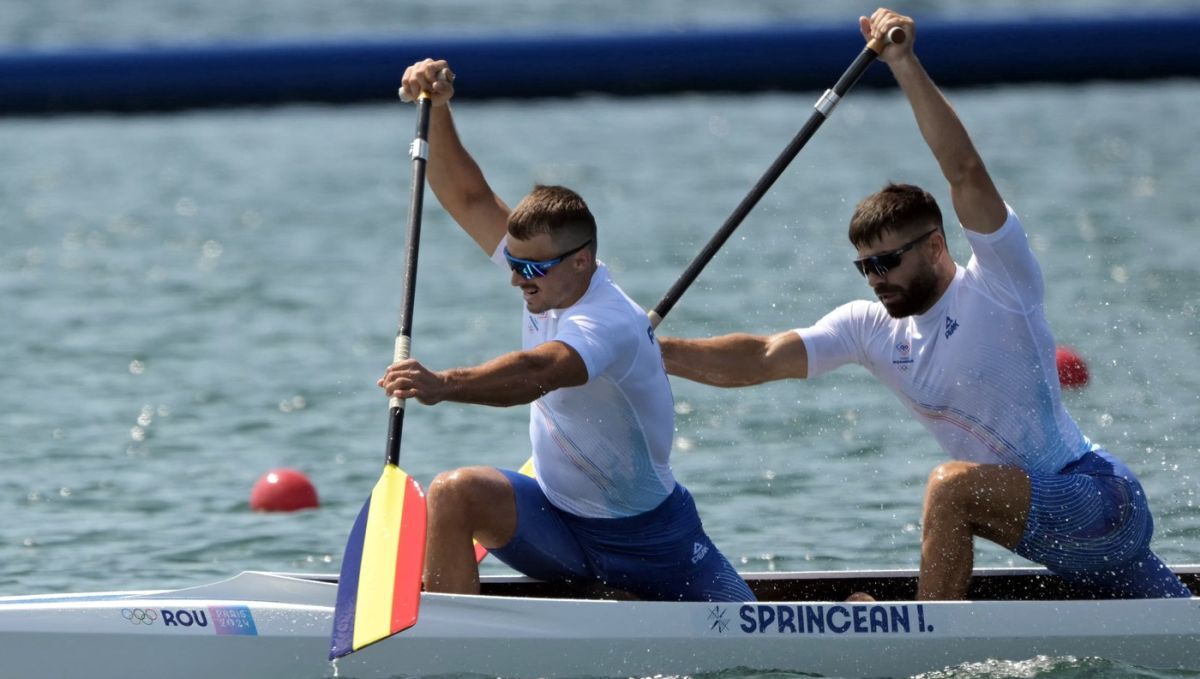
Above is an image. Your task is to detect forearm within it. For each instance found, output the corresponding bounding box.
[888,55,984,186]
[888,54,1005,230]
[439,351,571,407]
[661,333,804,387]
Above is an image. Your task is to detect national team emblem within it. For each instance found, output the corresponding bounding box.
[892,341,914,371]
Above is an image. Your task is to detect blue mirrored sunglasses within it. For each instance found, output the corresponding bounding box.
[852,228,938,277]
[504,239,592,279]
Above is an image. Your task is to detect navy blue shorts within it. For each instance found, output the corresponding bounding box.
[1016,450,1191,598]
[489,469,755,602]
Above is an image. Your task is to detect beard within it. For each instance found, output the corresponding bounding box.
[875,266,940,318]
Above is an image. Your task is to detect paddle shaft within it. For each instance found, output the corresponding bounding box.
[384,94,433,466]
[648,27,903,329]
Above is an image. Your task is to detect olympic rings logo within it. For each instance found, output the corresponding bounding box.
[121,608,159,625]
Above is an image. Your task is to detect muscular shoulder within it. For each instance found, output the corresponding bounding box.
[959,205,1045,311]
[819,299,893,334]
[565,275,646,337]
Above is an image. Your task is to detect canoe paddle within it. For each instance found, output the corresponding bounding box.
[330,79,444,660]
[474,27,904,564]
[649,25,904,326]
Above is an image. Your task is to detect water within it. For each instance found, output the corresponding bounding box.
[2,2,1200,678]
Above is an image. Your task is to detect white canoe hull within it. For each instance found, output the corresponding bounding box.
[1,568,1198,678]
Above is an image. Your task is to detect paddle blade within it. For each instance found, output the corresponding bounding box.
[474,457,535,564]
[330,464,427,659]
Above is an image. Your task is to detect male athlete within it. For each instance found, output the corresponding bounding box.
[379,59,755,602]
[660,9,1190,600]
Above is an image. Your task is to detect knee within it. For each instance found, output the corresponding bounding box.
[426,466,508,521]
[923,461,975,513]
[427,467,485,514]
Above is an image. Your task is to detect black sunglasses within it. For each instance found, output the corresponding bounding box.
[852,229,939,277]
[504,239,592,280]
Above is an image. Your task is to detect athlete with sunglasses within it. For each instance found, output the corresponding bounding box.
[660,9,1189,601]
[377,59,754,603]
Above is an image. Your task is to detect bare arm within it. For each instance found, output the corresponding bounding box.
[659,331,808,387]
[379,341,589,407]
[863,9,1007,234]
[401,59,510,254]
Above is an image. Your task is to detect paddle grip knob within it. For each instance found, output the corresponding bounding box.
[866,26,907,54]
[399,68,455,103]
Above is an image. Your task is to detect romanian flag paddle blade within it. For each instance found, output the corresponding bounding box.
[330,464,427,659]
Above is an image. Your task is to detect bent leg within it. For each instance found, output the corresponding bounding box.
[1054,549,1192,598]
[1017,451,1192,598]
[919,461,1031,600]
[677,537,757,602]
[667,488,755,602]
[424,466,518,594]
[485,470,593,583]
[576,485,755,602]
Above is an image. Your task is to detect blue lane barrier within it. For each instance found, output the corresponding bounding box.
[1,12,1197,115]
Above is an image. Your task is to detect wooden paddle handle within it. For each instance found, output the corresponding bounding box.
[398,68,455,103]
[867,26,907,54]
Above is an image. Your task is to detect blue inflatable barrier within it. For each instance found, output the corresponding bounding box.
[1,13,1197,115]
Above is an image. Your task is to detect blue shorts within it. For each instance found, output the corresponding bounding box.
[1016,450,1191,598]
[489,469,756,602]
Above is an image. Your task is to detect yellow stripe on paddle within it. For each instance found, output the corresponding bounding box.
[353,464,408,650]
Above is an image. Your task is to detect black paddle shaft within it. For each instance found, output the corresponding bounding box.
[649,30,902,327]
[385,95,433,466]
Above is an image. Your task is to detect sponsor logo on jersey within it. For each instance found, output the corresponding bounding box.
[945,316,959,339]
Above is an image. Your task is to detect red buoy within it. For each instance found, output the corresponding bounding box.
[250,468,320,512]
[1055,346,1090,390]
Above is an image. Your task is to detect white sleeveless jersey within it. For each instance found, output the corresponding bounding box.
[798,205,1095,474]
[492,245,676,518]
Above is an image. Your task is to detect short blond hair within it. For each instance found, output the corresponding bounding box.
[507,185,597,250]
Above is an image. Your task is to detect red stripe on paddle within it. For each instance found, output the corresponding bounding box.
[390,477,427,631]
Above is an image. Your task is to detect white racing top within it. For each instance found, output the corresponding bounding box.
[493,242,676,518]
[798,205,1095,473]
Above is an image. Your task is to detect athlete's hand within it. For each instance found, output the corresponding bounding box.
[860,8,915,63]
[379,358,449,405]
[400,58,456,107]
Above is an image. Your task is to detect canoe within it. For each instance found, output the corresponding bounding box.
[1,566,1198,679]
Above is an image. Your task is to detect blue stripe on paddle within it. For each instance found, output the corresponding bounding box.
[329,497,371,659]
